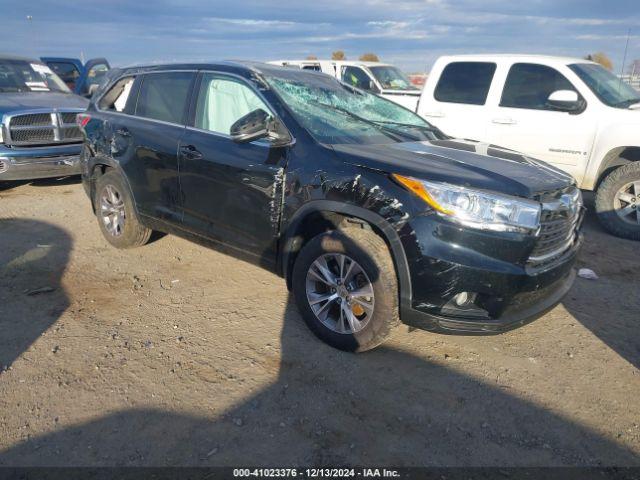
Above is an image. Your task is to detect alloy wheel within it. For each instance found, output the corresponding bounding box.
[100,184,126,236]
[614,181,640,225]
[305,253,375,334]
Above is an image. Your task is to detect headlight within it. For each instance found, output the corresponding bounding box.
[0,124,4,144]
[393,174,541,232]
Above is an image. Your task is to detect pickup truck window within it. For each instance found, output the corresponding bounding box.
[369,66,417,91]
[0,59,70,93]
[569,63,640,108]
[434,62,496,105]
[500,63,578,110]
[342,66,375,91]
[86,63,109,91]
[136,72,194,125]
[47,61,80,90]
[194,74,270,135]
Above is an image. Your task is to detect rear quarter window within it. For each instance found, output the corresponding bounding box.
[434,61,497,105]
[99,76,136,112]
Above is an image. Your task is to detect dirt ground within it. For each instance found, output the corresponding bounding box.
[0,177,638,467]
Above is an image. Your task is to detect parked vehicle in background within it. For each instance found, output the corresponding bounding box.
[269,59,421,110]
[0,54,88,181]
[418,54,640,240]
[42,57,110,97]
[78,62,582,352]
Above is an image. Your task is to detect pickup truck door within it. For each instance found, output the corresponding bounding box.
[78,58,111,96]
[178,72,288,267]
[418,61,497,140]
[485,62,596,183]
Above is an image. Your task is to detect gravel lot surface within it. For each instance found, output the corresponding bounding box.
[0,178,638,466]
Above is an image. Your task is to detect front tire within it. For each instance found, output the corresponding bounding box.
[94,170,152,248]
[292,226,400,352]
[595,162,640,241]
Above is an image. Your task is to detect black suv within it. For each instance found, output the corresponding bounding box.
[79,62,583,352]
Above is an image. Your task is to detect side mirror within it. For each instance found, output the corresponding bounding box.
[230,109,270,143]
[367,80,380,93]
[546,90,582,112]
[230,109,291,146]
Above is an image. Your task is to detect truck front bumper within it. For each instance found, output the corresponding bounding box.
[0,144,82,181]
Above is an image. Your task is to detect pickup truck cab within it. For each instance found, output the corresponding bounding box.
[41,57,110,97]
[0,54,89,181]
[418,54,640,239]
[269,59,421,111]
[79,62,581,352]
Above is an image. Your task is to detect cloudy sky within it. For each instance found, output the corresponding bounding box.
[3,0,640,73]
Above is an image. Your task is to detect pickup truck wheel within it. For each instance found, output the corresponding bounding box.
[94,171,152,248]
[292,227,400,352]
[595,162,640,241]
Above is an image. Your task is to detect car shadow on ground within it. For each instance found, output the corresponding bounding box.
[0,216,638,467]
[562,194,640,370]
[0,218,71,370]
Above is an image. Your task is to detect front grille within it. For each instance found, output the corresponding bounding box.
[10,113,52,127]
[60,112,79,124]
[5,110,84,147]
[528,187,582,265]
[0,159,7,174]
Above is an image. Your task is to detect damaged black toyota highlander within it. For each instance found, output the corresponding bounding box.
[79,62,583,352]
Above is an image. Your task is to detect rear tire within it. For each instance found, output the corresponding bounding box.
[94,170,152,249]
[292,226,400,352]
[595,162,640,241]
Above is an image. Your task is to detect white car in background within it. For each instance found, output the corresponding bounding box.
[269,59,421,111]
[417,54,640,239]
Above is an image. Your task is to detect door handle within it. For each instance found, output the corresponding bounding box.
[492,117,516,125]
[422,111,445,118]
[180,144,203,160]
[115,128,131,137]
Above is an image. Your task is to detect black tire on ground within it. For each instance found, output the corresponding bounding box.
[595,162,640,241]
[292,226,400,352]
[94,170,152,248]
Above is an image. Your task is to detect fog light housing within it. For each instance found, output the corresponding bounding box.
[441,292,489,319]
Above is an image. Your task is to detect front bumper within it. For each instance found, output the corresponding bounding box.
[0,144,82,181]
[400,214,581,334]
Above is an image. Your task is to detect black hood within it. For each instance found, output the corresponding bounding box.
[331,138,574,198]
[0,92,89,116]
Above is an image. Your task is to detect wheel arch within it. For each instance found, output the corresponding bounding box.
[593,146,640,190]
[87,155,141,217]
[280,200,412,318]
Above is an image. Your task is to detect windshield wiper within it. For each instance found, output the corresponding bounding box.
[309,101,421,141]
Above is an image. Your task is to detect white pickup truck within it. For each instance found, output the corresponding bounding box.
[269,59,421,111]
[417,54,640,240]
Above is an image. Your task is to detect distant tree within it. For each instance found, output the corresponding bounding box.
[306,55,318,60]
[585,52,613,70]
[332,50,346,60]
[359,53,380,62]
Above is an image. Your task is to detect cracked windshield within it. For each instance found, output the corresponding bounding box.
[267,73,442,145]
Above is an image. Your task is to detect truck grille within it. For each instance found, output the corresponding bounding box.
[4,110,84,147]
[528,187,582,265]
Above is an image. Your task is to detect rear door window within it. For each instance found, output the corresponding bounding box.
[434,62,496,105]
[500,63,578,110]
[136,72,195,124]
